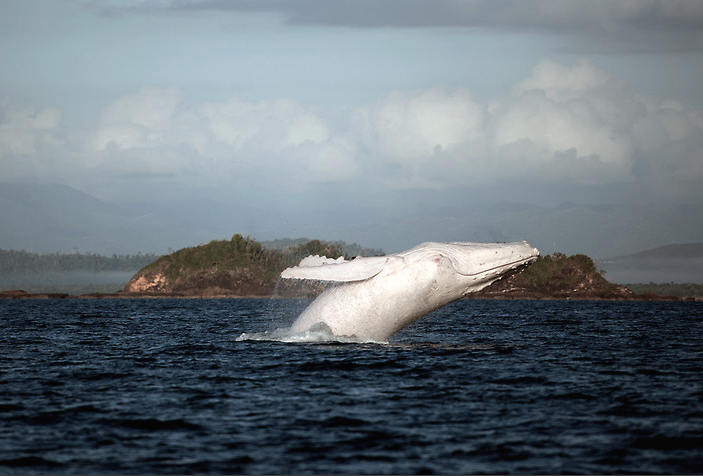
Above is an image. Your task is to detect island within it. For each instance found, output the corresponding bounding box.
[0,235,691,301]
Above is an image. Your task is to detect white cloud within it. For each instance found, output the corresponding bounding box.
[0,102,61,157]
[347,59,702,191]
[351,87,484,165]
[511,59,614,100]
[294,136,360,183]
[0,102,69,185]
[85,88,357,187]
[487,60,637,181]
[198,97,259,149]
[90,86,189,151]
[99,86,185,130]
[199,97,331,152]
[2,59,701,203]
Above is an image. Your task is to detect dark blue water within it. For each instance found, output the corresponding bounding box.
[1,298,702,474]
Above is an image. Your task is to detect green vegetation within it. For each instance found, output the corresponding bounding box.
[128,235,362,295]
[517,252,606,289]
[142,234,353,282]
[488,252,631,298]
[143,234,288,282]
[5,283,128,295]
[286,239,344,263]
[261,237,384,259]
[0,249,160,293]
[0,249,158,274]
[624,282,703,299]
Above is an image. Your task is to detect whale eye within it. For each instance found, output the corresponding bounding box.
[433,254,450,266]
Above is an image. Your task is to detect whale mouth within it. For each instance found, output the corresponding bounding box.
[434,242,540,277]
[462,255,539,277]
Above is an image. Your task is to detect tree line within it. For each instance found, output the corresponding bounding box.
[624,282,703,299]
[261,237,384,259]
[1,235,384,280]
[0,249,160,274]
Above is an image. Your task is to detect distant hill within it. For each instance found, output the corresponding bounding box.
[2,182,702,261]
[0,182,213,254]
[597,243,703,284]
[624,282,703,300]
[307,202,703,258]
[609,243,703,260]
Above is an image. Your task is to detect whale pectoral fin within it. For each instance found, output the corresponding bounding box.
[281,256,393,282]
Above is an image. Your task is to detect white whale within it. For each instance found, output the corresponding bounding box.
[280,241,539,342]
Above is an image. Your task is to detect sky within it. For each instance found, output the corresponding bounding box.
[2,0,703,251]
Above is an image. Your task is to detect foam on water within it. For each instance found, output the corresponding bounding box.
[236,322,386,344]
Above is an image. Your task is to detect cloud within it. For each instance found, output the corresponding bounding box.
[630,96,703,195]
[2,59,701,203]
[352,88,484,165]
[0,101,67,184]
[89,86,200,153]
[285,0,703,38]
[86,88,359,188]
[105,0,703,53]
[0,102,61,157]
[353,60,703,193]
[342,60,702,191]
[487,60,638,182]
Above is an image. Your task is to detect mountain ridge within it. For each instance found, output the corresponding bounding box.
[605,242,703,261]
[2,182,702,262]
[0,182,213,254]
[597,242,703,284]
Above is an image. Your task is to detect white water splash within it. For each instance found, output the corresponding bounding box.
[236,322,386,344]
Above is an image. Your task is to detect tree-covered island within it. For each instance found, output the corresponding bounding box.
[1,235,696,300]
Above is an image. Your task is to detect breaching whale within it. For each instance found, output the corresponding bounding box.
[281,241,539,342]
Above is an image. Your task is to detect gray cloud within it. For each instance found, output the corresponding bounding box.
[104,0,703,53]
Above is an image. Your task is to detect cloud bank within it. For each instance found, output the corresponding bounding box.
[2,59,702,204]
[103,0,703,53]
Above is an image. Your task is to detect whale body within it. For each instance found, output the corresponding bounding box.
[280,241,539,342]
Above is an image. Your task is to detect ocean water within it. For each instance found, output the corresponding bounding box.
[1,298,702,474]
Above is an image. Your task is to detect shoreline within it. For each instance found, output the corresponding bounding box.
[0,289,694,302]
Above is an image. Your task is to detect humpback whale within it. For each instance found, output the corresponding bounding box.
[281,241,539,342]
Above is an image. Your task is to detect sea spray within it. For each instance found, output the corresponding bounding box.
[236,322,386,344]
[241,278,342,340]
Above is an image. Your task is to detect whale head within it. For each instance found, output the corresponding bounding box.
[397,241,540,296]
